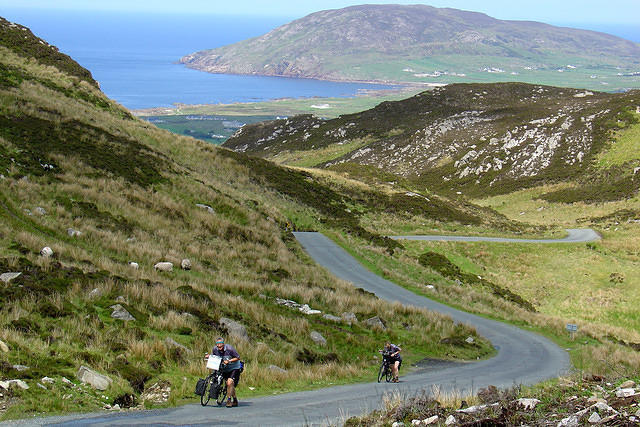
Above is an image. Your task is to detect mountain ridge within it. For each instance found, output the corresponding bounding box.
[180,4,640,87]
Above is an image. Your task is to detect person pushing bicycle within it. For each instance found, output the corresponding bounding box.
[204,337,242,407]
[383,341,402,382]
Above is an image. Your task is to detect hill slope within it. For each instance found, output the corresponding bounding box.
[0,16,494,419]
[180,4,640,90]
[223,83,640,200]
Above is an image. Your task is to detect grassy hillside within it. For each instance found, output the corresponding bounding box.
[225,83,640,202]
[0,18,493,419]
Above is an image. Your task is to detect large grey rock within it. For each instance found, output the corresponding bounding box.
[0,339,8,352]
[268,365,287,373]
[299,304,321,315]
[77,366,112,390]
[181,259,192,270]
[310,331,327,346]
[444,415,456,425]
[322,314,341,322]
[219,317,249,341]
[40,247,53,257]
[0,272,22,283]
[154,262,173,272]
[423,415,438,425]
[12,365,29,372]
[34,207,47,215]
[364,316,386,330]
[165,337,191,353]
[341,312,357,324]
[41,377,55,384]
[110,304,135,321]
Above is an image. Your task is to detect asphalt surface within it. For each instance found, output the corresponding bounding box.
[8,231,577,427]
[392,228,601,243]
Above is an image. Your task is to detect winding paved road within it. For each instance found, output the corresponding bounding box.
[392,228,600,243]
[12,231,590,426]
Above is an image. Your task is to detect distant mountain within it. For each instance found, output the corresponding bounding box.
[223,82,640,200]
[181,4,640,85]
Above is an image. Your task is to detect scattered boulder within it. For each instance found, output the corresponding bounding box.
[0,379,29,390]
[558,415,579,426]
[181,259,192,270]
[275,298,321,315]
[299,304,321,315]
[115,296,126,303]
[110,304,135,321]
[12,365,29,372]
[444,415,456,425]
[465,336,475,344]
[588,412,601,424]
[40,247,53,257]
[268,365,287,373]
[310,331,327,346]
[423,415,438,425]
[0,272,22,283]
[41,377,55,384]
[88,288,102,299]
[322,314,341,322]
[364,316,386,330]
[219,317,249,341]
[164,337,191,353]
[619,380,636,389]
[517,398,540,410]
[196,204,215,214]
[615,388,636,398]
[37,383,47,390]
[77,366,112,390]
[0,339,9,353]
[154,262,173,272]
[67,228,82,237]
[34,207,46,215]
[141,381,171,404]
[341,312,357,324]
[128,261,139,270]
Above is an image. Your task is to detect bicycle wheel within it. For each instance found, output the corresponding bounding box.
[216,378,228,406]
[200,375,213,406]
[385,366,393,382]
[377,362,386,383]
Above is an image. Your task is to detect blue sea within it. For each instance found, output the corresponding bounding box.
[2,9,639,110]
[1,9,395,110]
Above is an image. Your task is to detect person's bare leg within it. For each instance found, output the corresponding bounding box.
[392,361,400,380]
[227,378,236,399]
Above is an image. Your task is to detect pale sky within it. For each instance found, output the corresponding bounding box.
[1,0,639,25]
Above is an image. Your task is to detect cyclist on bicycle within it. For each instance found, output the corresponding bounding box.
[383,341,402,383]
[204,337,242,407]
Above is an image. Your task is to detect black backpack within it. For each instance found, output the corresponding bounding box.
[194,378,207,396]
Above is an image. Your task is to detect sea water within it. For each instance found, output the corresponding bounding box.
[3,8,639,110]
[2,8,395,109]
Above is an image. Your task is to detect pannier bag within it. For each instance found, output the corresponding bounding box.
[194,378,207,396]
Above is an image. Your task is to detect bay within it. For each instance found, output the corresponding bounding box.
[2,8,395,109]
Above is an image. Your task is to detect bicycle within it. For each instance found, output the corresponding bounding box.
[198,355,228,406]
[377,350,393,383]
